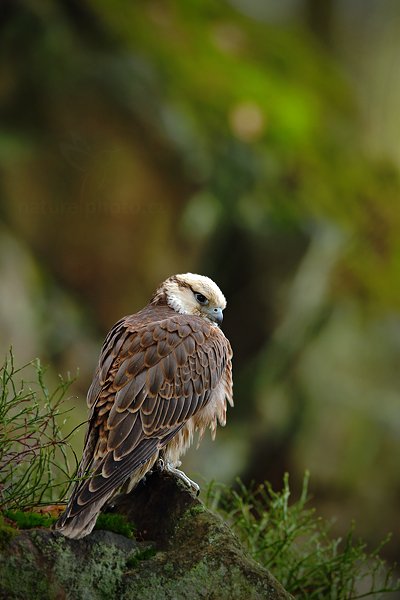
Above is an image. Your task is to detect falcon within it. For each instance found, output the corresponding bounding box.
[56,273,233,539]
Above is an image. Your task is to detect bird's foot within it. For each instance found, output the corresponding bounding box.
[157,459,200,495]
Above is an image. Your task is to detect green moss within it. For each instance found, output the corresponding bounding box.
[0,536,54,600]
[50,536,127,599]
[4,509,57,529]
[186,504,207,517]
[94,513,135,538]
[0,514,18,548]
[121,554,277,600]
[0,532,135,600]
[126,546,157,568]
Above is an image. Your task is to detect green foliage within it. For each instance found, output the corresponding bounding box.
[94,513,135,539]
[206,473,400,599]
[3,509,57,529]
[4,0,400,313]
[0,350,78,511]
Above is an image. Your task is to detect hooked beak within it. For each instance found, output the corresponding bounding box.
[207,306,223,325]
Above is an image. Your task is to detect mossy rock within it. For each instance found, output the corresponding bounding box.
[0,514,18,549]
[0,472,292,600]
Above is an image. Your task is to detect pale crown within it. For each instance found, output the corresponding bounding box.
[154,273,226,323]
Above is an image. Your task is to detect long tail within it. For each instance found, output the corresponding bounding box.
[54,493,113,539]
[54,459,156,539]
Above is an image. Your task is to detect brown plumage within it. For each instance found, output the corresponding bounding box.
[55,273,233,539]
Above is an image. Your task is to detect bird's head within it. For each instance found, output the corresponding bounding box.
[151,273,226,325]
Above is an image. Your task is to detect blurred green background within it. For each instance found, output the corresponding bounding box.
[1,0,400,564]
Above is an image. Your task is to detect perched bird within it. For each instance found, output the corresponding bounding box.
[56,273,233,539]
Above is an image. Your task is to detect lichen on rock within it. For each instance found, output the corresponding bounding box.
[0,472,292,600]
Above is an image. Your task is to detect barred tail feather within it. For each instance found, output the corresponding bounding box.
[54,492,113,539]
[54,459,157,539]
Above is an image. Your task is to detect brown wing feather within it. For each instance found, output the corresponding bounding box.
[60,307,229,522]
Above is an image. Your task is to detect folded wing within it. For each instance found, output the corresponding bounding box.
[58,311,229,525]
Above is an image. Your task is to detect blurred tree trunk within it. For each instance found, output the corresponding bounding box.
[304,0,335,45]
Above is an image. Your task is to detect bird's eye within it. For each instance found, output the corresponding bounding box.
[194,292,208,306]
